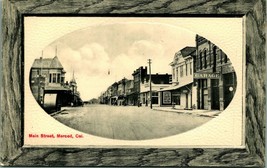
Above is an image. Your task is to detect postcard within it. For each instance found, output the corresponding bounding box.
[24,17,244,148]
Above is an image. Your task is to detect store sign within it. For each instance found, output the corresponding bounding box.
[162,91,171,104]
[193,73,220,79]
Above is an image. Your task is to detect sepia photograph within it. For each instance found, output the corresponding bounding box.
[2,0,265,167]
[24,17,244,147]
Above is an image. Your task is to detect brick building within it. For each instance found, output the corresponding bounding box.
[194,35,237,110]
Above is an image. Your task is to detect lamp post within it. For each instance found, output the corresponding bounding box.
[148,59,152,109]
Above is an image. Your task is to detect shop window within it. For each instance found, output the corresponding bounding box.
[152,92,158,104]
[172,94,180,105]
[202,79,208,89]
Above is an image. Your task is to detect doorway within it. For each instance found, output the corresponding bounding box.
[211,79,220,110]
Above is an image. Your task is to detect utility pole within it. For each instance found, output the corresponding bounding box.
[148,59,152,109]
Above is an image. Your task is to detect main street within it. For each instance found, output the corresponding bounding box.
[53,104,212,140]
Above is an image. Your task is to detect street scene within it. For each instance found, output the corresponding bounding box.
[29,22,237,140]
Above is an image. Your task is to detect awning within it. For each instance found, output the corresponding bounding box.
[160,82,193,91]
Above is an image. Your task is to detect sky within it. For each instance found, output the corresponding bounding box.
[42,22,195,100]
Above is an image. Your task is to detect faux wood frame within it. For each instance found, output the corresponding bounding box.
[1,0,265,167]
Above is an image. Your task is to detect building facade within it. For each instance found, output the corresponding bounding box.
[99,79,135,106]
[131,66,147,106]
[140,73,171,106]
[30,56,83,113]
[160,46,197,109]
[194,35,237,110]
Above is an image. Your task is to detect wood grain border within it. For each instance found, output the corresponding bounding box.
[1,0,265,167]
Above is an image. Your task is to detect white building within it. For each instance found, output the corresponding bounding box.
[140,73,172,106]
[160,47,197,109]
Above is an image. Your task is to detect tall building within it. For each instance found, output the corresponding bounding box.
[30,55,83,113]
[160,46,197,109]
[194,35,237,110]
[131,66,147,106]
[30,56,69,112]
[69,71,83,107]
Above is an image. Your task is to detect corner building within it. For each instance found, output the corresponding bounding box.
[160,46,197,109]
[194,35,237,111]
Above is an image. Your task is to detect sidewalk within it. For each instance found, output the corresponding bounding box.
[50,106,73,116]
[152,107,221,118]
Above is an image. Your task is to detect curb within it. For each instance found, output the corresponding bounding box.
[153,108,216,118]
[50,109,67,116]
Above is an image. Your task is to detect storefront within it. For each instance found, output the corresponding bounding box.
[160,83,197,109]
[194,72,236,111]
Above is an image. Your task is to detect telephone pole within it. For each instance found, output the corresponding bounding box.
[148,59,152,109]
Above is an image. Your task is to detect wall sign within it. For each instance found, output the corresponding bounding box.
[163,91,172,104]
[193,73,220,79]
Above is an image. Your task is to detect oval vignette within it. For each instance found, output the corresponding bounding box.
[29,22,237,140]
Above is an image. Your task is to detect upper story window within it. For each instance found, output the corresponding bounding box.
[169,76,172,83]
[52,73,57,83]
[172,67,175,81]
[190,62,192,75]
[213,46,217,72]
[185,63,188,76]
[224,53,228,63]
[176,67,179,81]
[199,52,203,69]
[204,50,207,68]
[49,73,61,83]
[180,65,183,77]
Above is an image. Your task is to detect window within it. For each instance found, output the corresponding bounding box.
[190,62,192,75]
[152,92,158,104]
[61,77,64,83]
[172,93,180,105]
[220,50,223,64]
[202,79,208,89]
[199,52,202,69]
[52,73,56,83]
[172,68,175,81]
[169,76,172,83]
[213,46,217,72]
[57,74,61,83]
[176,67,179,81]
[225,54,228,63]
[49,74,52,83]
[185,63,188,76]
[204,50,207,68]
[180,65,183,77]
